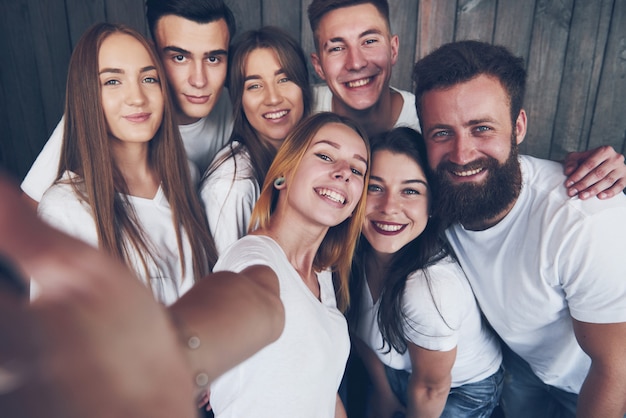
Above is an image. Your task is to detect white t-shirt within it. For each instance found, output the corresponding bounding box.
[199,142,260,255]
[311,84,420,132]
[355,256,501,387]
[37,171,195,306]
[210,235,350,418]
[21,91,233,202]
[446,155,626,393]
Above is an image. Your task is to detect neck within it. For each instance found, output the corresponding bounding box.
[331,87,401,137]
[257,210,328,298]
[110,141,158,198]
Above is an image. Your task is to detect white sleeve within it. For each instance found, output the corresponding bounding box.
[37,181,98,248]
[402,261,468,352]
[199,157,260,255]
[21,116,65,202]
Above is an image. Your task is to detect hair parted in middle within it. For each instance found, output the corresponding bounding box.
[208,26,312,187]
[249,112,370,311]
[59,22,217,283]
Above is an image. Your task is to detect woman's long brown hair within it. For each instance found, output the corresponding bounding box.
[59,22,217,283]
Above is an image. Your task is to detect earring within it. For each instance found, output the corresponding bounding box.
[273,177,285,188]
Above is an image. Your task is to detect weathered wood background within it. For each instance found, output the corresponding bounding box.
[1,0,625,182]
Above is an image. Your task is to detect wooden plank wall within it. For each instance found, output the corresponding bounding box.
[1,0,624,182]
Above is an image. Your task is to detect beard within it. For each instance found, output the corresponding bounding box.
[431,138,522,229]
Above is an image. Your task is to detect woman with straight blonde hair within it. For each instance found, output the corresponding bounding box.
[208,112,370,417]
[37,22,217,305]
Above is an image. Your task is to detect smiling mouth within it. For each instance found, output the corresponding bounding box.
[316,188,346,205]
[452,167,485,177]
[263,110,288,120]
[372,221,405,233]
[345,77,372,88]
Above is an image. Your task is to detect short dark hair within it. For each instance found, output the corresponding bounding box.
[307,0,390,50]
[412,40,526,127]
[145,0,236,41]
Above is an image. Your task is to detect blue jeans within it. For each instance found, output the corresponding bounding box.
[500,344,578,418]
[384,364,504,417]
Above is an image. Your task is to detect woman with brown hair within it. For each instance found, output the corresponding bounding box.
[199,26,312,254]
[36,22,217,305]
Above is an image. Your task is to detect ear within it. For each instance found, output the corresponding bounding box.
[311,52,327,81]
[389,34,399,66]
[514,109,527,145]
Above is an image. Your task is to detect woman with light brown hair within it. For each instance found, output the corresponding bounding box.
[36,22,217,305]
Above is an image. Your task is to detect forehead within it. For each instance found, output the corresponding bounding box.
[244,48,280,74]
[420,75,511,127]
[99,33,152,67]
[316,3,390,43]
[311,122,368,158]
[154,15,230,52]
[371,149,426,179]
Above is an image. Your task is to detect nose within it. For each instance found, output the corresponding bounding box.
[126,81,146,106]
[188,61,207,89]
[345,47,367,71]
[264,83,283,106]
[378,191,399,214]
[448,134,476,165]
[333,160,352,182]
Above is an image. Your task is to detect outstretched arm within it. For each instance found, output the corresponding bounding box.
[573,319,626,417]
[0,174,284,418]
[563,146,626,200]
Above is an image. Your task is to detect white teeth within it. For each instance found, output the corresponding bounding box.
[374,222,402,232]
[346,78,370,88]
[453,167,483,177]
[317,188,346,204]
[264,110,288,120]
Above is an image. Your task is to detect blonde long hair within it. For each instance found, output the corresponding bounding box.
[59,22,217,282]
[249,112,370,311]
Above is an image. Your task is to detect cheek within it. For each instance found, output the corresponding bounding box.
[242,94,259,122]
[100,95,115,124]
[291,92,305,120]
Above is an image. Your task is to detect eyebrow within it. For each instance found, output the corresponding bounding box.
[326,28,385,46]
[244,68,286,82]
[99,65,157,75]
[316,139,368,166]
[370,175,428,187]
[162,45,228,58]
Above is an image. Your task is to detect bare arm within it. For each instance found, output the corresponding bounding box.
[0,174,284,417]
[406,343,456,418]
[563,146,626,200]
[169,265,284,387]
[573,320,626,417]
[352,336,405,418]
[335,393,347,418]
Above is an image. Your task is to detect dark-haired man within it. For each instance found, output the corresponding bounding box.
[414,40,626,417]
